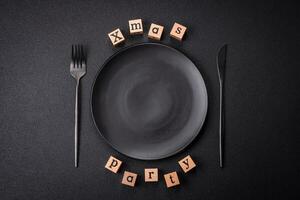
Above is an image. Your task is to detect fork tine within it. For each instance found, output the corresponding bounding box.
[80,45,84,66]
[71,44,86,69]
[75,45,78,68]
[71,45,74,61]
[83,45,86,64]
[79,45,82,67]
[76,44,80,68]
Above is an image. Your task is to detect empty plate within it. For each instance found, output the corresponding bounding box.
[91,43,207,160]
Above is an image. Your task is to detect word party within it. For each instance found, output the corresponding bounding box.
[104,155,196,188]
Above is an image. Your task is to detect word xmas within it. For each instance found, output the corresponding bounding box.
[108,19,187,46]
[105,155,196,188]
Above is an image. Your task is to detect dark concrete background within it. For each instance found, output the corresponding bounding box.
[0,0,299,199]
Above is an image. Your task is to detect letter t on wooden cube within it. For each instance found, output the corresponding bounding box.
[104,155,122,173]
[170,22,187,41]
[108,28,125,46]
[164,171,180,188]
[128,19,143,35]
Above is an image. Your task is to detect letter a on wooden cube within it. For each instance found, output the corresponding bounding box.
[148,23,164,40]
[129,19,143,35]
[108,28,125,46]
[121,171,138,187]
[164,171,180,188]
[178,155,196,173]
[144,168,158,182]
[170,22,187,41]
[104,155,122,173]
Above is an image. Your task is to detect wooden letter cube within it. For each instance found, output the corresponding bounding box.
[170,22,187,41]
[121,171,138,187]
[148,23,164,40]
[144,168,158,182]
[108,28,125,46]
[104,155,122,173]
[164,171,180,188]
[178,155,196,173]
[129,19,143,35]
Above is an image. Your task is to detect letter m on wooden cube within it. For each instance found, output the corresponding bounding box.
[128,19,143,35]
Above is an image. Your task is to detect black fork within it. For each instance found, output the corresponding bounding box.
[70,45,86,167]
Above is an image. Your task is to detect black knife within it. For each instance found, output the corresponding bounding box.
[216,44,227,168]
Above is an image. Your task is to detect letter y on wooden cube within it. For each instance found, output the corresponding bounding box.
[129,19,143,35]
[104,155,122,173]
[108,28,125,46]
[178,155,196,173]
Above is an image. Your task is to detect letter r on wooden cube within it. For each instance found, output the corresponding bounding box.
[104,155,122,173]
[108,28,125,46]
[122,171,138,187]
[164,171,180,188]
[129,19,143,35]
[170,22,187,41]
[178,155,196,173]
[148,23,164,40]
[144,168,158,182]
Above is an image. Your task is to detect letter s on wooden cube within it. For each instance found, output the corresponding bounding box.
[170,22,187,41]
[104,155,122,173]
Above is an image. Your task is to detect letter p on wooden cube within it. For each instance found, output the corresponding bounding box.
[105,155,122,173]
[108,28,125,46]
[129,19,143,35]
[178,155,196,173]
[170,22,187,41]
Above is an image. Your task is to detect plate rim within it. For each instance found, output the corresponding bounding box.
[90,42,208,160]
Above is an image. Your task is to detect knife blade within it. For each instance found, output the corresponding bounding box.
[217,44,227,168]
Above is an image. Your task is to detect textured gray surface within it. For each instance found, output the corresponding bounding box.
[0,0,299,199]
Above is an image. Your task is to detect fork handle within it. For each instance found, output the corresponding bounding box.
[74,79,79,168]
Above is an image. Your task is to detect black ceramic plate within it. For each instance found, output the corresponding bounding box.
[91,43,208,160]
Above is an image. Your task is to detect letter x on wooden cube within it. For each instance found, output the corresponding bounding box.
[108,28,125,46]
